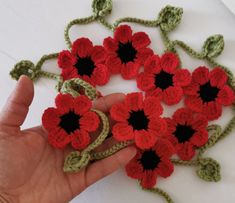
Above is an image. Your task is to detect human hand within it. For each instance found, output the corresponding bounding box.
[0,76,136,203]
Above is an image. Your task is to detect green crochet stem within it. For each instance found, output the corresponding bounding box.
[143,187,174,203]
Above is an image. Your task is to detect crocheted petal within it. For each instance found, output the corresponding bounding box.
[173,69,191,87]
[217,85,235,106]
[125,92,143,111]
[191,114,208,129]
[80,111,100,132]
[192,66,209,85]
[92,64,110,86]
[161,52,179,73]
[42,108,60,131]
[136,72,155,91]
[155,139,175,158]
[135,47,154,65]
[210,67,228,87]
[71,130,90,150]
[185,96,203,113]
[165,118,177,134]
[143,96,163,116]
[156,159,174,178]
[125,158,144,179]
[74,95,92,115]
[143,54,161,74]
[91,45,107,63]
[135,130,157,149]
[173,108,194,125]
[163,86,183,105]
[190,129,208,147]
[148,118,167,135]
[55,93,74,114]
[183,82,199,96]
[112,123,134,141]
[120,62,140,79]
[103,37,118,52]
[58,50,76,69]
[141,170,157,189]
[110,103,130,122]
[177,142,195,161]
[106,54,122,74]
[146,88,162,98]
[202,101,222,120]
[114,25,132,43]
[72,38,93,57]
[132,32,151,49]
[61,67,78,80]
[48,129,71,149]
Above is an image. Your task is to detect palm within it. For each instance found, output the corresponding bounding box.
[0,76,135,203]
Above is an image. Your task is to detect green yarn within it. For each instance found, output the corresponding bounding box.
[92,0,112,18]
[203,35,224,58]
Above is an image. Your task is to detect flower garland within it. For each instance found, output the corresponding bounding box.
[9,1,235,203]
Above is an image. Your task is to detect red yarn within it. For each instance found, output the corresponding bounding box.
[104,25,153,79]
[58,38,110,87]
[184,66,235,120]
[164,108,208,161]
[125,139,174,188]
[42,94,100,150]
[137,53,191,105]
[110,92,166,149]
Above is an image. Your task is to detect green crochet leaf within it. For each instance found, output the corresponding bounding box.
[203,35,224,58]
[92,0,112,17]
[158,5,183,32]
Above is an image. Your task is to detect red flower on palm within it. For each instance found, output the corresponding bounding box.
[58,38,109,87]
[125,139,174,188]
[184,66,235,120]
[137,53,191,105]
[164,108,208,161]
[110,92,166,149]
[103,25,153,79]
[42,94,100,150]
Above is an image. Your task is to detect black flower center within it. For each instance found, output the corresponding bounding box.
[128,110,149,130]
[198,81,220,103]
[116,41,137,64]
[75,56,95,77]
[59,111,81,134]
[139,150,161,170]
[173,124,195,143]
[154,71,174,90]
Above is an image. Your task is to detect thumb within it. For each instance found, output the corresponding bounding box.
[0,75,34,128]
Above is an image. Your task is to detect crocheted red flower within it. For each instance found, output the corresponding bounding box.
[42,93,100,150]
[184,66,235,120]
[58,38,109,86]
[110,92,166,149]
[103,25,153,79]
[125,139,174,188]
[137,53,191,105]
[164,108,208,161]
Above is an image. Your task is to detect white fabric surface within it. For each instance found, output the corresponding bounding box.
[0,0,235,202]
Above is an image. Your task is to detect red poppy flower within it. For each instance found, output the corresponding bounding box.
[42,93,100,150]
[164,108,208,161]
[103,25,153,79]
[110,92,166,149]
[137,53,191,105]
[58,37,109,87]
[184,66,235,120]
[125,139,174,188]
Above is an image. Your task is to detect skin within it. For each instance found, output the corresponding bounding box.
[0,76,136,203]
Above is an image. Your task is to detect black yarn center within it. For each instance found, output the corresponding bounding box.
[155,71,174,90]
[116,41,137,63]
[128,110,149,130]
[139,150,161,170]
[75,56,95,77]
[173,124,195,143]
[59,111,81,134]
[198,82,219,103]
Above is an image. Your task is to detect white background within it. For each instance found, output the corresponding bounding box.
[0,0,235,202]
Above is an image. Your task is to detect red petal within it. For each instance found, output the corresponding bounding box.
[217,85,235,106]
[58,50,76,69]
[143,96,163,116]
[136,72,155,91]
[173,108,193,125]
[165,118,177,134]
[71,38,93,57]
[103,37,118,52]
[125,157,144,179]
[74,95,92,115]
[161,52,179,73]
[125,92,143,111]
[143,54,161,74]
[71,130,90,150]
[163,86,183,105]
[114,25,132,43]
[135,130,157,149]
[136,48,154,65]
[110,103,129,122]
[154,139,175,158]
[210,67,228,87]
[177,142,195,161]
[106,54,122,74]
[184,96,203,113]
[80,111,100,132]
[192,66,209,85]
[190,129,208,147]
[202,101,222,120]
[42,108,60,131]
[146,88,162,98]
[112,123,134,141]
[91,45,107,63]
[92,64,110,86]
[191,114,208,129]
[156,159,174,178]
[140,171,157,189]
[173,69,191,86]
[120,62,140,79]
[183,82,199,96]
[48,128,72,149]
[148,118,167,135]
[55,93,74,114]
[132,32,151,49]
[61,67,78,80]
